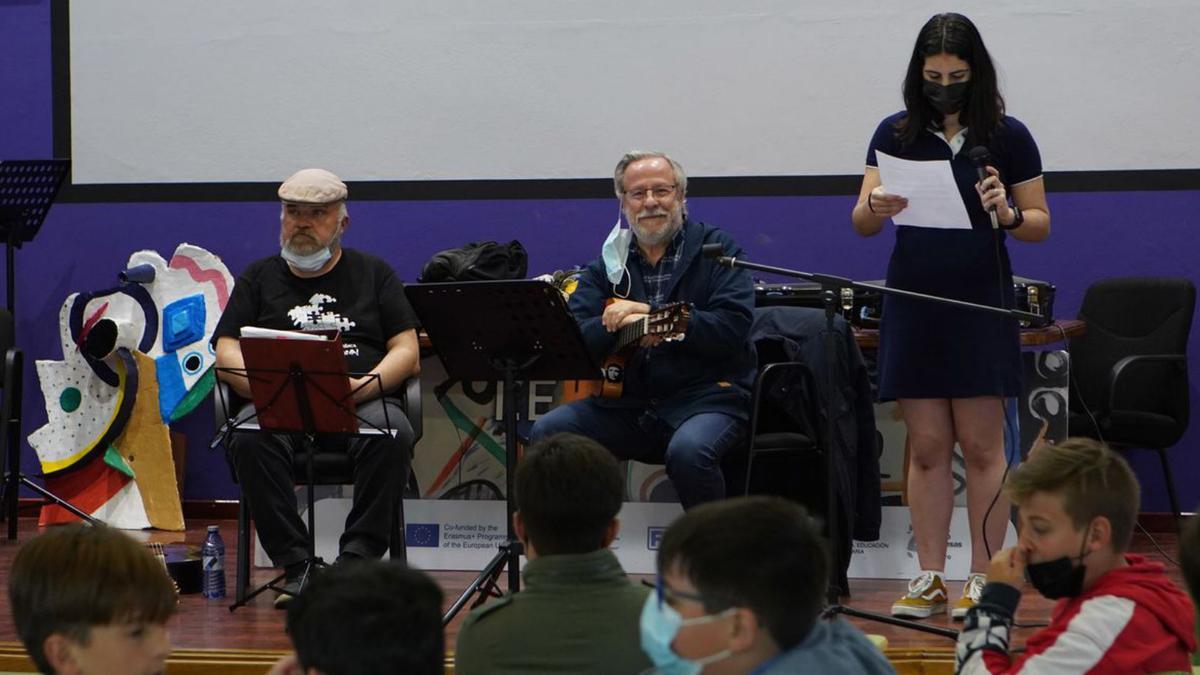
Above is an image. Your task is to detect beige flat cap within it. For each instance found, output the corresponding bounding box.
[278,168,348,204]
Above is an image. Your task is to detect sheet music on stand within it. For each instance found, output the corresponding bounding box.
[217,328,395,438]
[216,327,397,612]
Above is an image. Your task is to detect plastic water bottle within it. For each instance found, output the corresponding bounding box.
[201,525,226,599]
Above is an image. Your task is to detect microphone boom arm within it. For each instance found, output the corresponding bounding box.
[708,252,1045,326]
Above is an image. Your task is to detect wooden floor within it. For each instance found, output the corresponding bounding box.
[0,517,1186,662]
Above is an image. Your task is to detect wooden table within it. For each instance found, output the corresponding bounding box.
[853,318,1085,350]
[420,318,1086,352]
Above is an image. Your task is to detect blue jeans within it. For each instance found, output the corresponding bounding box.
[529,399,746,509]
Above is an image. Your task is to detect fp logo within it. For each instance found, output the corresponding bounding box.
[647,527,666,550]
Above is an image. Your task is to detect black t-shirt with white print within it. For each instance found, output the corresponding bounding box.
[213,248,419,374]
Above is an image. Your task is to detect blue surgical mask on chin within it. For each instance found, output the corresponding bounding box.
[602,207,632,292]
[639,592,735,675]
[281,245,332,272]
[281,227,340,273]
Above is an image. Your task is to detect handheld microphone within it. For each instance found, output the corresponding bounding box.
[966,146,999,230]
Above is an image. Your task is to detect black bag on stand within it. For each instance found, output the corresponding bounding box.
[419,240,528,282]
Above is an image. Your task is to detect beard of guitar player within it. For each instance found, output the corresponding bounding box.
[627,199,684,249]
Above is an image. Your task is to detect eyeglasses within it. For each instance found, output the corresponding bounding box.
[623,185,677,202]
[642,577,716,605]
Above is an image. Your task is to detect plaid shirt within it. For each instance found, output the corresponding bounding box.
[633,227,685,309]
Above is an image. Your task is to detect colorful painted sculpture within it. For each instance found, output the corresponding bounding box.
[28,244,233,530]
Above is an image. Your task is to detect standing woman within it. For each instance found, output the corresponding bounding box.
[851,13,1050,620]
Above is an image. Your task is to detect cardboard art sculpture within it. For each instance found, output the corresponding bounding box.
[28,244,233,530]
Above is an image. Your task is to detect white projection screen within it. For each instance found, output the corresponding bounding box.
[67,0,1199,185]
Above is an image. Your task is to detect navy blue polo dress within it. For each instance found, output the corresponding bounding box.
[866,112,1042,400]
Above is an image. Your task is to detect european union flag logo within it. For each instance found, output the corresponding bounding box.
[647,527,666,551]
[406,523,440,548]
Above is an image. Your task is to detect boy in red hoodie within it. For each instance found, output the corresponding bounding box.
[956,437,1195,674]
[1180,507,1200,667]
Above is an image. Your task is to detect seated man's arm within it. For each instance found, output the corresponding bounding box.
[350,328,420,404]
[215,336,253,400]
[569,266,620,361]
[212,264,263,402]
[675,245,754,359]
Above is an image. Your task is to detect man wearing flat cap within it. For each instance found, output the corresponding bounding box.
[213,168,420,608]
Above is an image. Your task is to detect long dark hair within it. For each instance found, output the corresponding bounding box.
[896,13,1005,148]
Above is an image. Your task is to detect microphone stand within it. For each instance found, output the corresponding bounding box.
[703,244,1043,640]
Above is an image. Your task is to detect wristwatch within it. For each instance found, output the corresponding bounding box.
[1001,204,1024,230]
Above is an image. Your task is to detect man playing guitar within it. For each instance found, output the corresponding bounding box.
[529,151,756,509]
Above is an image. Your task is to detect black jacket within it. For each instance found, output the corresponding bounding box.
[749,306,882,544]
[570,219,756,426]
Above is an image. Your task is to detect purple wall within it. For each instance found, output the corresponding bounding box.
[3,1,1198,511]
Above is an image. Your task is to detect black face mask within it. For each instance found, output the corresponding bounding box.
[1024,527,1092,599]
[923,80,970,116]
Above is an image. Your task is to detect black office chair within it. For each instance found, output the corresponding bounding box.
[742,332,855,597]
[214,376,422,604]
[743,305,884,599]
[1067,277,1195,527]
[742,337,821,497]
[1,309,24,537]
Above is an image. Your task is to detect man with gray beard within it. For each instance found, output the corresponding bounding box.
[530,151,756,509]
[213,168,420,608]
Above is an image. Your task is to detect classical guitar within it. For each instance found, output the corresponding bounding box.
[564,302,691,400]
[146,541,203,595]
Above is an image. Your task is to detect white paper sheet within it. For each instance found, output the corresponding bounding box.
[875,151,972,229]
[240,326,329,341]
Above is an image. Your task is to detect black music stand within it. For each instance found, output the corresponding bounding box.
[405,280,598,626]
[0,159,69,315]
[704,244,1044,641]
[216,332,396,612]
[1,159,78,537]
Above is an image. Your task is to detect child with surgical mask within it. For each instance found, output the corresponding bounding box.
[956,437,1195,673]
[640,496,894,674]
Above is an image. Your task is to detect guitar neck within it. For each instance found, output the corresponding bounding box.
[613,316,647,351]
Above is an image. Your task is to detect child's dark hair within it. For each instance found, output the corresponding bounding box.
[8,525,177,673]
